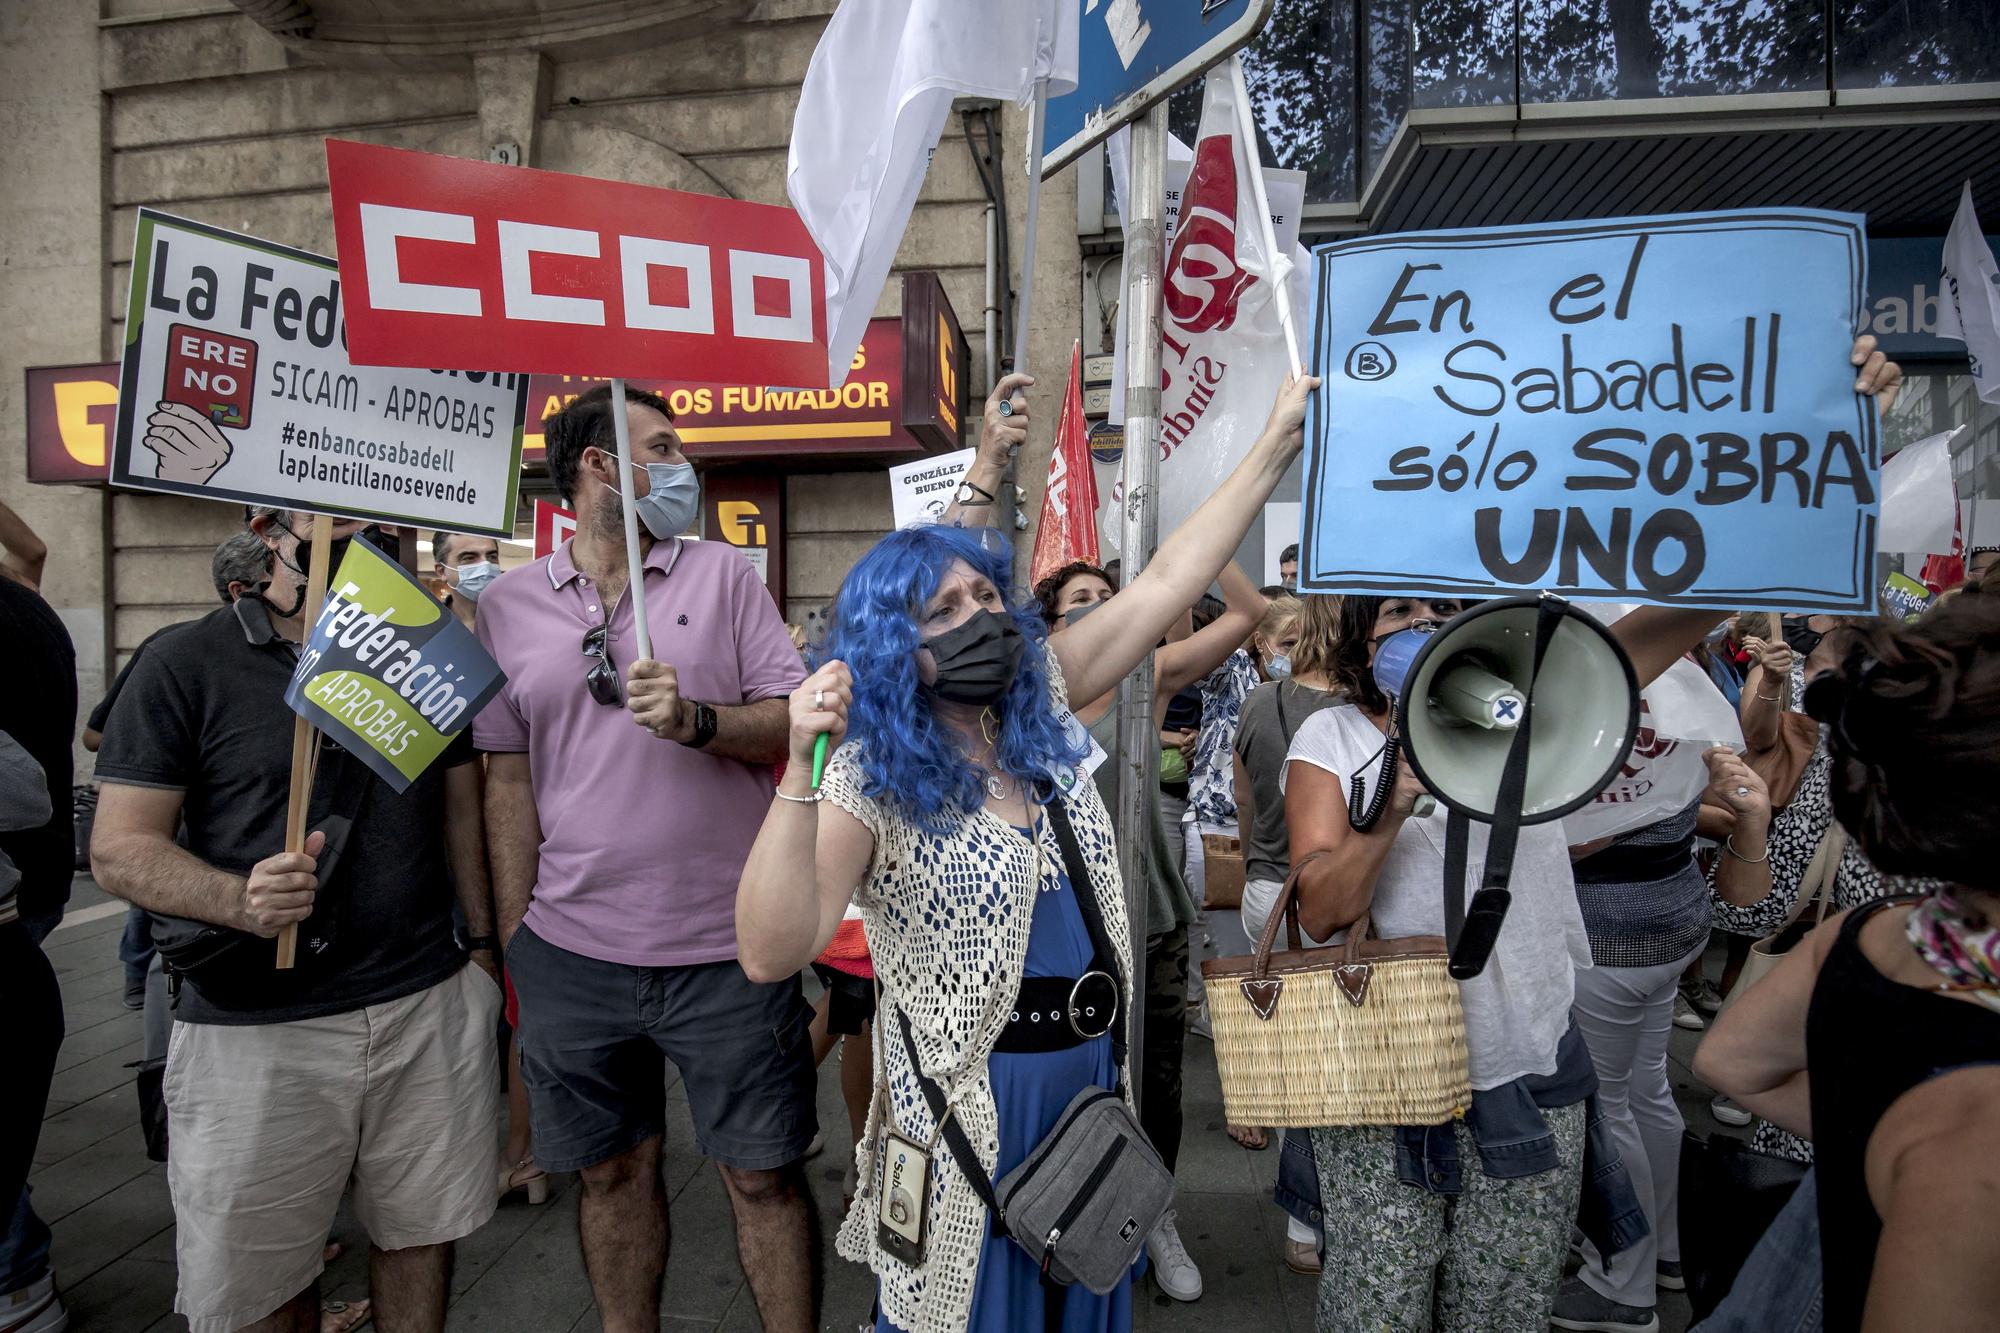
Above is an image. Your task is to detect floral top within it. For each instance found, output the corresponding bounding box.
[1186,649,1260,828]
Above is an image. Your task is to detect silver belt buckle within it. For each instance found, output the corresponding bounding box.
[1067,970,1117,1039]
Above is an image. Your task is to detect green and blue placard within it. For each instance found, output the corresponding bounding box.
[285,539,505,791]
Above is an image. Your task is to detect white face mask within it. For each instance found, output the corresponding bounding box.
[607,459,700,540]
[1267,652,1293,678]
[447,559,499,602]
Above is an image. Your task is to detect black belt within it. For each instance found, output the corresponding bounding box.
[993,971,1118,1053]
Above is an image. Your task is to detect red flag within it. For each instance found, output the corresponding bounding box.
[1030,343,1101,587]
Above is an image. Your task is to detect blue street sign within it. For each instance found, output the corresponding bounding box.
[1041,0,1273,177]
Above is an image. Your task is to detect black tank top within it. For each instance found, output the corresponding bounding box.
[1806,895,2000,1331]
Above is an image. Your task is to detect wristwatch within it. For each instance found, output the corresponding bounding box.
[685,700,719,749]
[954,479,996,506]
[462,933,498,954]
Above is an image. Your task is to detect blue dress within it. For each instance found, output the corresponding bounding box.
[877,822,1139,1333]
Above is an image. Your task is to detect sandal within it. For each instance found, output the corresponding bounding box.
[321,1297,371,1332]
[498,1154,550,1205]
[1226,1123,1269,1151]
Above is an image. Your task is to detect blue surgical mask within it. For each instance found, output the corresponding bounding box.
[449,559,500,602]
[1267,652,1293,678]
[609,460,700,540]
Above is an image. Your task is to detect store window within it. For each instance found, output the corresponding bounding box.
[1881,371,2000,559]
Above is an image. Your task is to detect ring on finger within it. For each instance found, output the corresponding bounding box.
[998,400,1014,418]
[813,688,825,710]
[1734,786,1749,797]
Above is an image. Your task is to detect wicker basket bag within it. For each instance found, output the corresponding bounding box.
[1200,851,1472,1127]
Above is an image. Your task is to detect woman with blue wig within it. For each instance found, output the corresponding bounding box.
[737,373,1316,1333]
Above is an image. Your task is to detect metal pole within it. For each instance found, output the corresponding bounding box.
[1115,103,1169,1109]
[984,202,1000,394]
[1011,78,1050,377]
[607,376,651,660]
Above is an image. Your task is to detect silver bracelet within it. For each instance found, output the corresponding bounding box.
[774,788,823,805]
[1724,834,1769,864]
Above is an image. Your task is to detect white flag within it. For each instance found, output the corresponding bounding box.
[1097,71,1307,554]
[1938,180,2000,405]
[787,0,1076,387]
[1102,120,1312,430]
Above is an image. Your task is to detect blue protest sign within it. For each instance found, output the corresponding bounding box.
[285,538,506,791]
[1041,0,1273,175]
[1301,209,1879,613]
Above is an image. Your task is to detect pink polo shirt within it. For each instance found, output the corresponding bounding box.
[473,537,805,967]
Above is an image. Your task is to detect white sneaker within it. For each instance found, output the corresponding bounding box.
[1711,1095,1754,1127]
[0,1274,69,1333]
[1146,1210,1203,1302]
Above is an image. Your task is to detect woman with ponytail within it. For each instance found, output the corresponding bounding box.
[1696,593,2000,1333]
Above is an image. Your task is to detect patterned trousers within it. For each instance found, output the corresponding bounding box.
[1310,1102,1586,1333]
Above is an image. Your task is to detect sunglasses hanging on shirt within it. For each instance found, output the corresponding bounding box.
[582,622,622,706]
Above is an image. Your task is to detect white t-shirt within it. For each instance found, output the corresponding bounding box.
[1282,704,1592,1091]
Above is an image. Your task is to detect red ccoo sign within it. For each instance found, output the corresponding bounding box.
[325,140,831,388]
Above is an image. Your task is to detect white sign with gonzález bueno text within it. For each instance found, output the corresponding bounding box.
[112,209,529,537]
[889,448,977,529]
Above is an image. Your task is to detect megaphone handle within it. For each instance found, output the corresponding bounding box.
[1349,726,1412,832]
[1412,794,1436,819]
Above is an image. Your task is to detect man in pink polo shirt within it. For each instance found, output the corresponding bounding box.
[475,385,813,1333]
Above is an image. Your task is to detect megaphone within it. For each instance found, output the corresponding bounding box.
[1370,594,1640,978]
[1373,596,1640,825]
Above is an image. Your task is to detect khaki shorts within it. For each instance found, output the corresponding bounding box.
[165,965,501,1333]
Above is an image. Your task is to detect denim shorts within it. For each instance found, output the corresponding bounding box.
[505,924,817,1173]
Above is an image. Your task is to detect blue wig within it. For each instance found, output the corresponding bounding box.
[818,525,1086,834]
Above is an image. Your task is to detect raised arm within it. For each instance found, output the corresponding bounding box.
[939,373,1033,529]
[737,661,877,983]
[1053,375,1315,707]
[1737,634,1795,752]
[1704,745,1774,906]
[1152,563,1267,700]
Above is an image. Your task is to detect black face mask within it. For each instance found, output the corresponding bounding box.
[1782,619,1825,658]
[925,610,1026,704]
[277,521,395,579]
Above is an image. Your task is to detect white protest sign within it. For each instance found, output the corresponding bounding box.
[889,448,977,528]
[1263,501,1300,585]
[112,210,528,537]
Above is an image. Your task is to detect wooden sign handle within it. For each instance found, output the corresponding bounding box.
[276,513,334,970]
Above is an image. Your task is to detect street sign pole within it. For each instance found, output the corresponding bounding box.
[1115,102,1169,1108]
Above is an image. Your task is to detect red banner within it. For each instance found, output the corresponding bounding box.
[325,140,830,387]
[1031,345,1101,587]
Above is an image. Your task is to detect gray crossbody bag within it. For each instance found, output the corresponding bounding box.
[892,796,1173,1297]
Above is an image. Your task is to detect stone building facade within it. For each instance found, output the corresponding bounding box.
[1,0,1082,777]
